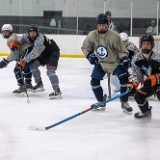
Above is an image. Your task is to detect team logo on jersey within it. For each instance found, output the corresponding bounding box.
[97,44,108,61]
[141,65,152,76]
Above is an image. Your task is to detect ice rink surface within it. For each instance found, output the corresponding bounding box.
[0,57,160,160]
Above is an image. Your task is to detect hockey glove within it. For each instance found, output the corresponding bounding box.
[0,58,9,68]
[9,41,19,50]
[86,51,98,65]
[120,56,130,69]
[17,60,26,69]
[144,73,160,87]
[127,81,138,91]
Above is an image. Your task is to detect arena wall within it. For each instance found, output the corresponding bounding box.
[0,35,139,58]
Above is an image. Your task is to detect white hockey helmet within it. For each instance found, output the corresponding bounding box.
[2,24,13,31]
[119,32,128,41]
[119,32,129,46]
[1,24,13,38]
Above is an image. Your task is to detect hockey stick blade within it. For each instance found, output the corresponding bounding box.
[28,126,46,131]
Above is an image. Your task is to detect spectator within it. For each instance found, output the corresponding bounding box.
[146,20,157,35]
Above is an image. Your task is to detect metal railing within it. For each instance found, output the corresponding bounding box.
[12,24,84,35]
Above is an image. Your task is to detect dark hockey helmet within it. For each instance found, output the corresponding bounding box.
[96,13,108,25]
[28,24,39,40]
[28,24,39,34]
[140,34,155,48]
[106,11,111,16]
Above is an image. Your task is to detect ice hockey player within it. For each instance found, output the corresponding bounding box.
[105,11,116,31]
[127,34,160,118]
[0,24,33,93]
[110,32,139,93]
[16,24,62,99]
[81,13,132,114]
[119,32,139,61]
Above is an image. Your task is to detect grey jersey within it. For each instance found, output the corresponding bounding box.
[18,33,45,62]
[126,41,139,60]
[18,33,59,63]
[131,51,160,84]
[126,41,139,54]
[6,33,32,62]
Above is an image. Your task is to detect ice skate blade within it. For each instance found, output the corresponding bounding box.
[26,89,33,91]
[122,109,132,115]
[13,92,26,96]
[49,96,63,99]
[32,89,45,93]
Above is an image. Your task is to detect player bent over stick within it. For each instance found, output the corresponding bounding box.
[0,24,34,94]
[16,24,62,99]
[127,34,160,118]
[81,13,132,114]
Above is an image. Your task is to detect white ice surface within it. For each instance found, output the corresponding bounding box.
[0,58,160,160]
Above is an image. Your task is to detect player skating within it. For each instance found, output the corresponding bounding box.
[127,34,160,118]
[16,24,62,99]
[81,13,132,114]
[0,24,34,94]
[110,32,139,94]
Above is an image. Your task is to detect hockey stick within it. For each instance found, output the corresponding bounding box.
[14,48,30,103]
[28,90,130,131]
[108,73,111,99]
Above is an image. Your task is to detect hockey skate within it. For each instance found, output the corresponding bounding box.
[32,81,45,92]
[25,82,33,91]
[134,107,152,118]
[13,85,26,95]
[120,100,133,114]
[91,94,107,111]
[49,88,62,99]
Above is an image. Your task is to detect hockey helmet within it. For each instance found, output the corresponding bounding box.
[140,34,154,48]
[1,24,13,38]
[106,11,111,16]
[119,32,129,41]
[96,13,108,25]
[28,24,39,33]
[28,24,39,40]
[2,24,13,31]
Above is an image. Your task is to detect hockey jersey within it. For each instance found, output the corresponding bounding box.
[18,33,60,63]
[126,41,139,60]
[6,33,32,62]
[131,51,160,84]
[81,29,128,74]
